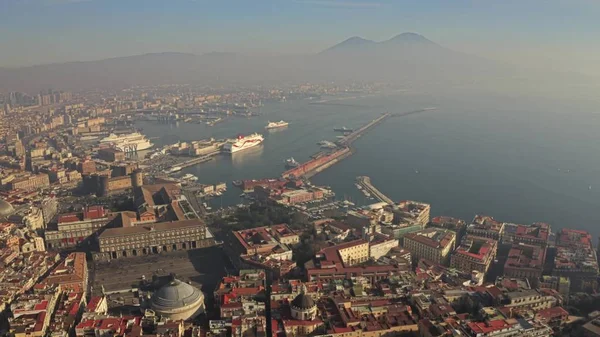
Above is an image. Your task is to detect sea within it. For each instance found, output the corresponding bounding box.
[136,89,600,238]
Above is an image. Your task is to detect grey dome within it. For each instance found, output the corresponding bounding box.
[151,279,203,311]
[0,199,14,217]
[291,292,315,310]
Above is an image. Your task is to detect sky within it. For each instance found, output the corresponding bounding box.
[1,0,600,75]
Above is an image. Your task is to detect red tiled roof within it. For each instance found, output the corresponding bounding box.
[468,319,512,334]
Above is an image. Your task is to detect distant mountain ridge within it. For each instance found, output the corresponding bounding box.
[322,32,439,54]
[0,32,539,92]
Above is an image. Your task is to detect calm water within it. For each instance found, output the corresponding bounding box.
[137,90,600,237]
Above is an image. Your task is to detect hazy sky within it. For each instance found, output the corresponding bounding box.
[1,0,600,75]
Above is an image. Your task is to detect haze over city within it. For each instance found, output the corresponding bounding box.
[2,1,600,337]
[2,0,600,75]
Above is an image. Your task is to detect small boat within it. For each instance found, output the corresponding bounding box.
[285,157,300,168]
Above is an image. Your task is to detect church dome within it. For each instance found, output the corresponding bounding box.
[150,279,205,320]
[291,292,315,309]
[0,199,14,217]
[291,285,316,310]
[290,284,318,321]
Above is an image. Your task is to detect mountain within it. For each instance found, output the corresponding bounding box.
[322,36,376,53]
[0,32,578,94]
[321,32,442,55]
[383,32,435,45]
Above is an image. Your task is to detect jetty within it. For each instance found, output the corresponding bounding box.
[356,176,394,204]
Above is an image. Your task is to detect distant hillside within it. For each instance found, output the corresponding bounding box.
[0,33,572,94]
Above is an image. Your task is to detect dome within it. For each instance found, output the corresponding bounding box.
[291,285,315,310]
[150,279,205,320]
[151,279,203,311]
[0,199,14,217]
[290,284,318,321]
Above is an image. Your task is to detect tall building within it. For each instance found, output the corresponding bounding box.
[467,215,505,240]
[43,252,88,293]
[552,229,599,292]
[450,235,498,274]
[502,222,550,247]
[389,200,431,226]
[403,228,456,265]
[503,243,546,287]
[44,206,111,249]
[8,173,50,191]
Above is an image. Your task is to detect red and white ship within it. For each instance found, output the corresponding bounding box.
[223,133,264,154]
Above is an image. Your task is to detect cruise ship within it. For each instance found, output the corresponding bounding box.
[100,132,153,152]
[223,133,264,154]
[265,121,289,129]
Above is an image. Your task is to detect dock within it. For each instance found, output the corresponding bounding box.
[336,112,391,145]
[356,176,394,204]
[162,150,221,172]
[284,108,436,179]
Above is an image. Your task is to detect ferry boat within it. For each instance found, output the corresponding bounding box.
[100,132,153,152]
[285,157,300,168]
[223,134,264,154]
[265,121,289,129]
[318,141,337,149]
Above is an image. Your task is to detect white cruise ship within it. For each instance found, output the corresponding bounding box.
[265,121,289,129]
[223,133,264,154]
[100,132,153,153]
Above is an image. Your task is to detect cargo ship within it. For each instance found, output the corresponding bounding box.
[265,121,289,129]
[282,147,352,179]
[223,133,264,154]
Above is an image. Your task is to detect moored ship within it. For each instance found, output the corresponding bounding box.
[223,133,264,154]
[100,132,153,152]
[181,174,198,182]
[318,140,337,149]
[265,120,289,129]
[285,157,300,168]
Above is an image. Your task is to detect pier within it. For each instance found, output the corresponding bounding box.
[336,112,391,145]
[161,150,221,172]
[285,108,436,179]
[356,176,394,204]
[337,108,437,146]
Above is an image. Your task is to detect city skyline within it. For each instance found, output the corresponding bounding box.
[1,0,600,77]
